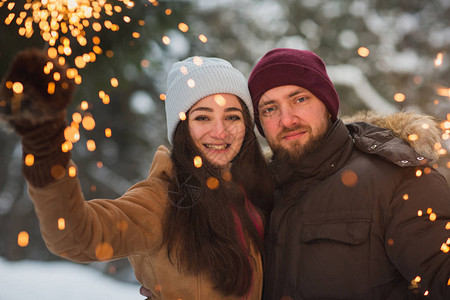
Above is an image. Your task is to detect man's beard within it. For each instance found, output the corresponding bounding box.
[268,116,332,164]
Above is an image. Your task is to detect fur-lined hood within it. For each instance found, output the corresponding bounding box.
[342,111,442,163]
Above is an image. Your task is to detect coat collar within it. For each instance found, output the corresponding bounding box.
[269,120,353,186]
[269,119,431,187]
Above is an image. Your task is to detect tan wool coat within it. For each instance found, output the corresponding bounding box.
[27,145,263,300]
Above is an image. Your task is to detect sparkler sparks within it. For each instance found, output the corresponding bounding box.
[198,34,207,43]
[193,156,202,168]
[24,153,35,166]
[206,176,219,190]
[340,169,358,187]
[17,231,29,247]
[68,165,76,176]
[3,0,135,63]
[95,242,114,261]
[394,93,405,103]
[357,47,369,57]
[58,217,65,230]
[434,53,443,67]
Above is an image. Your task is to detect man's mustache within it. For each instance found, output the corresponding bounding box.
[277,124,311,139]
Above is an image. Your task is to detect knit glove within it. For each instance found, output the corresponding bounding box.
[0,48,76,187]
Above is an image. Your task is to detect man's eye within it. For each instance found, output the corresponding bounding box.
[296,97,307,103]
[262,107,276,114]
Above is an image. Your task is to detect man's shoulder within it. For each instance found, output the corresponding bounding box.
[346,121,433,169]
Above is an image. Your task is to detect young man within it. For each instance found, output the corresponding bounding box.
[248,48,450,299]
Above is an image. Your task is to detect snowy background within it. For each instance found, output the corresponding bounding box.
[0,257,142,299]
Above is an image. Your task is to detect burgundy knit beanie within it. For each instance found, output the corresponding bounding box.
[248,48,339,135]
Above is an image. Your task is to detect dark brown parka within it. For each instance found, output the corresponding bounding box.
[263,115,450,300]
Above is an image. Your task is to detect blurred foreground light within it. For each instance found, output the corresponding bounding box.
[51,164,66,179]
[408,134,419,141]
[24,154,35,166]
[199,34,208,43]
[141,59,150,68]
[61,141,73,152]
[72,112,82,123]
[223,171,232,181]
[86,140,96,151]
[80,100,89,110]
[117,220,128,232]
[178,22,189,32]
[437,87,450,97]
[12,82,23,94]
[357,47,369,57]
[102,94,110,105]
[68,166,77,177]
[58,217,66,230]
[64,126,80,143]
[194,156,202,168]
[341,170,358,187]
[17,231,29,247]
[435,53,443,67]
[193,56,203,66]
[105,128,112,137]
[53,72,61,81]
[95,242,114,261]
[429,213,437,221]
[179,112,186,121]
[187,79,195,88]
[82,115,96,130]
[206,177,219,190]
[394,93,405,102]
[110,78,119,87]
[214,94,226,106]
[47,82,56,94]
[162,36,170,45]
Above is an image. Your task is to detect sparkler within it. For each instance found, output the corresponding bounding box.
[2,0,137,67]
[1,0,144,157]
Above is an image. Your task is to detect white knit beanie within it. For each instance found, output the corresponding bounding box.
[165,56,253,144]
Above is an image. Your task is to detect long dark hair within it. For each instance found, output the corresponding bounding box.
[161,98,273,296]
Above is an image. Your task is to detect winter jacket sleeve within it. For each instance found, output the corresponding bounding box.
[385,167,450,298]
[27,145,173,263]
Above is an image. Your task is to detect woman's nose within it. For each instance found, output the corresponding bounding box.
[210,120,228,139]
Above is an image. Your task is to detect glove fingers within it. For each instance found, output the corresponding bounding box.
[0,48,76,127]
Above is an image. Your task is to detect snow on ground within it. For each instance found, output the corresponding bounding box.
[0,257,142,300]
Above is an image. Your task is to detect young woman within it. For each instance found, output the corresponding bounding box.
[0,50,273,299]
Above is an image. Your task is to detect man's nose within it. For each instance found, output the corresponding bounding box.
[280,108,299,128]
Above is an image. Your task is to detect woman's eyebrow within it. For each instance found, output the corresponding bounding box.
[225,107,243,113]
[190,107,213,113]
